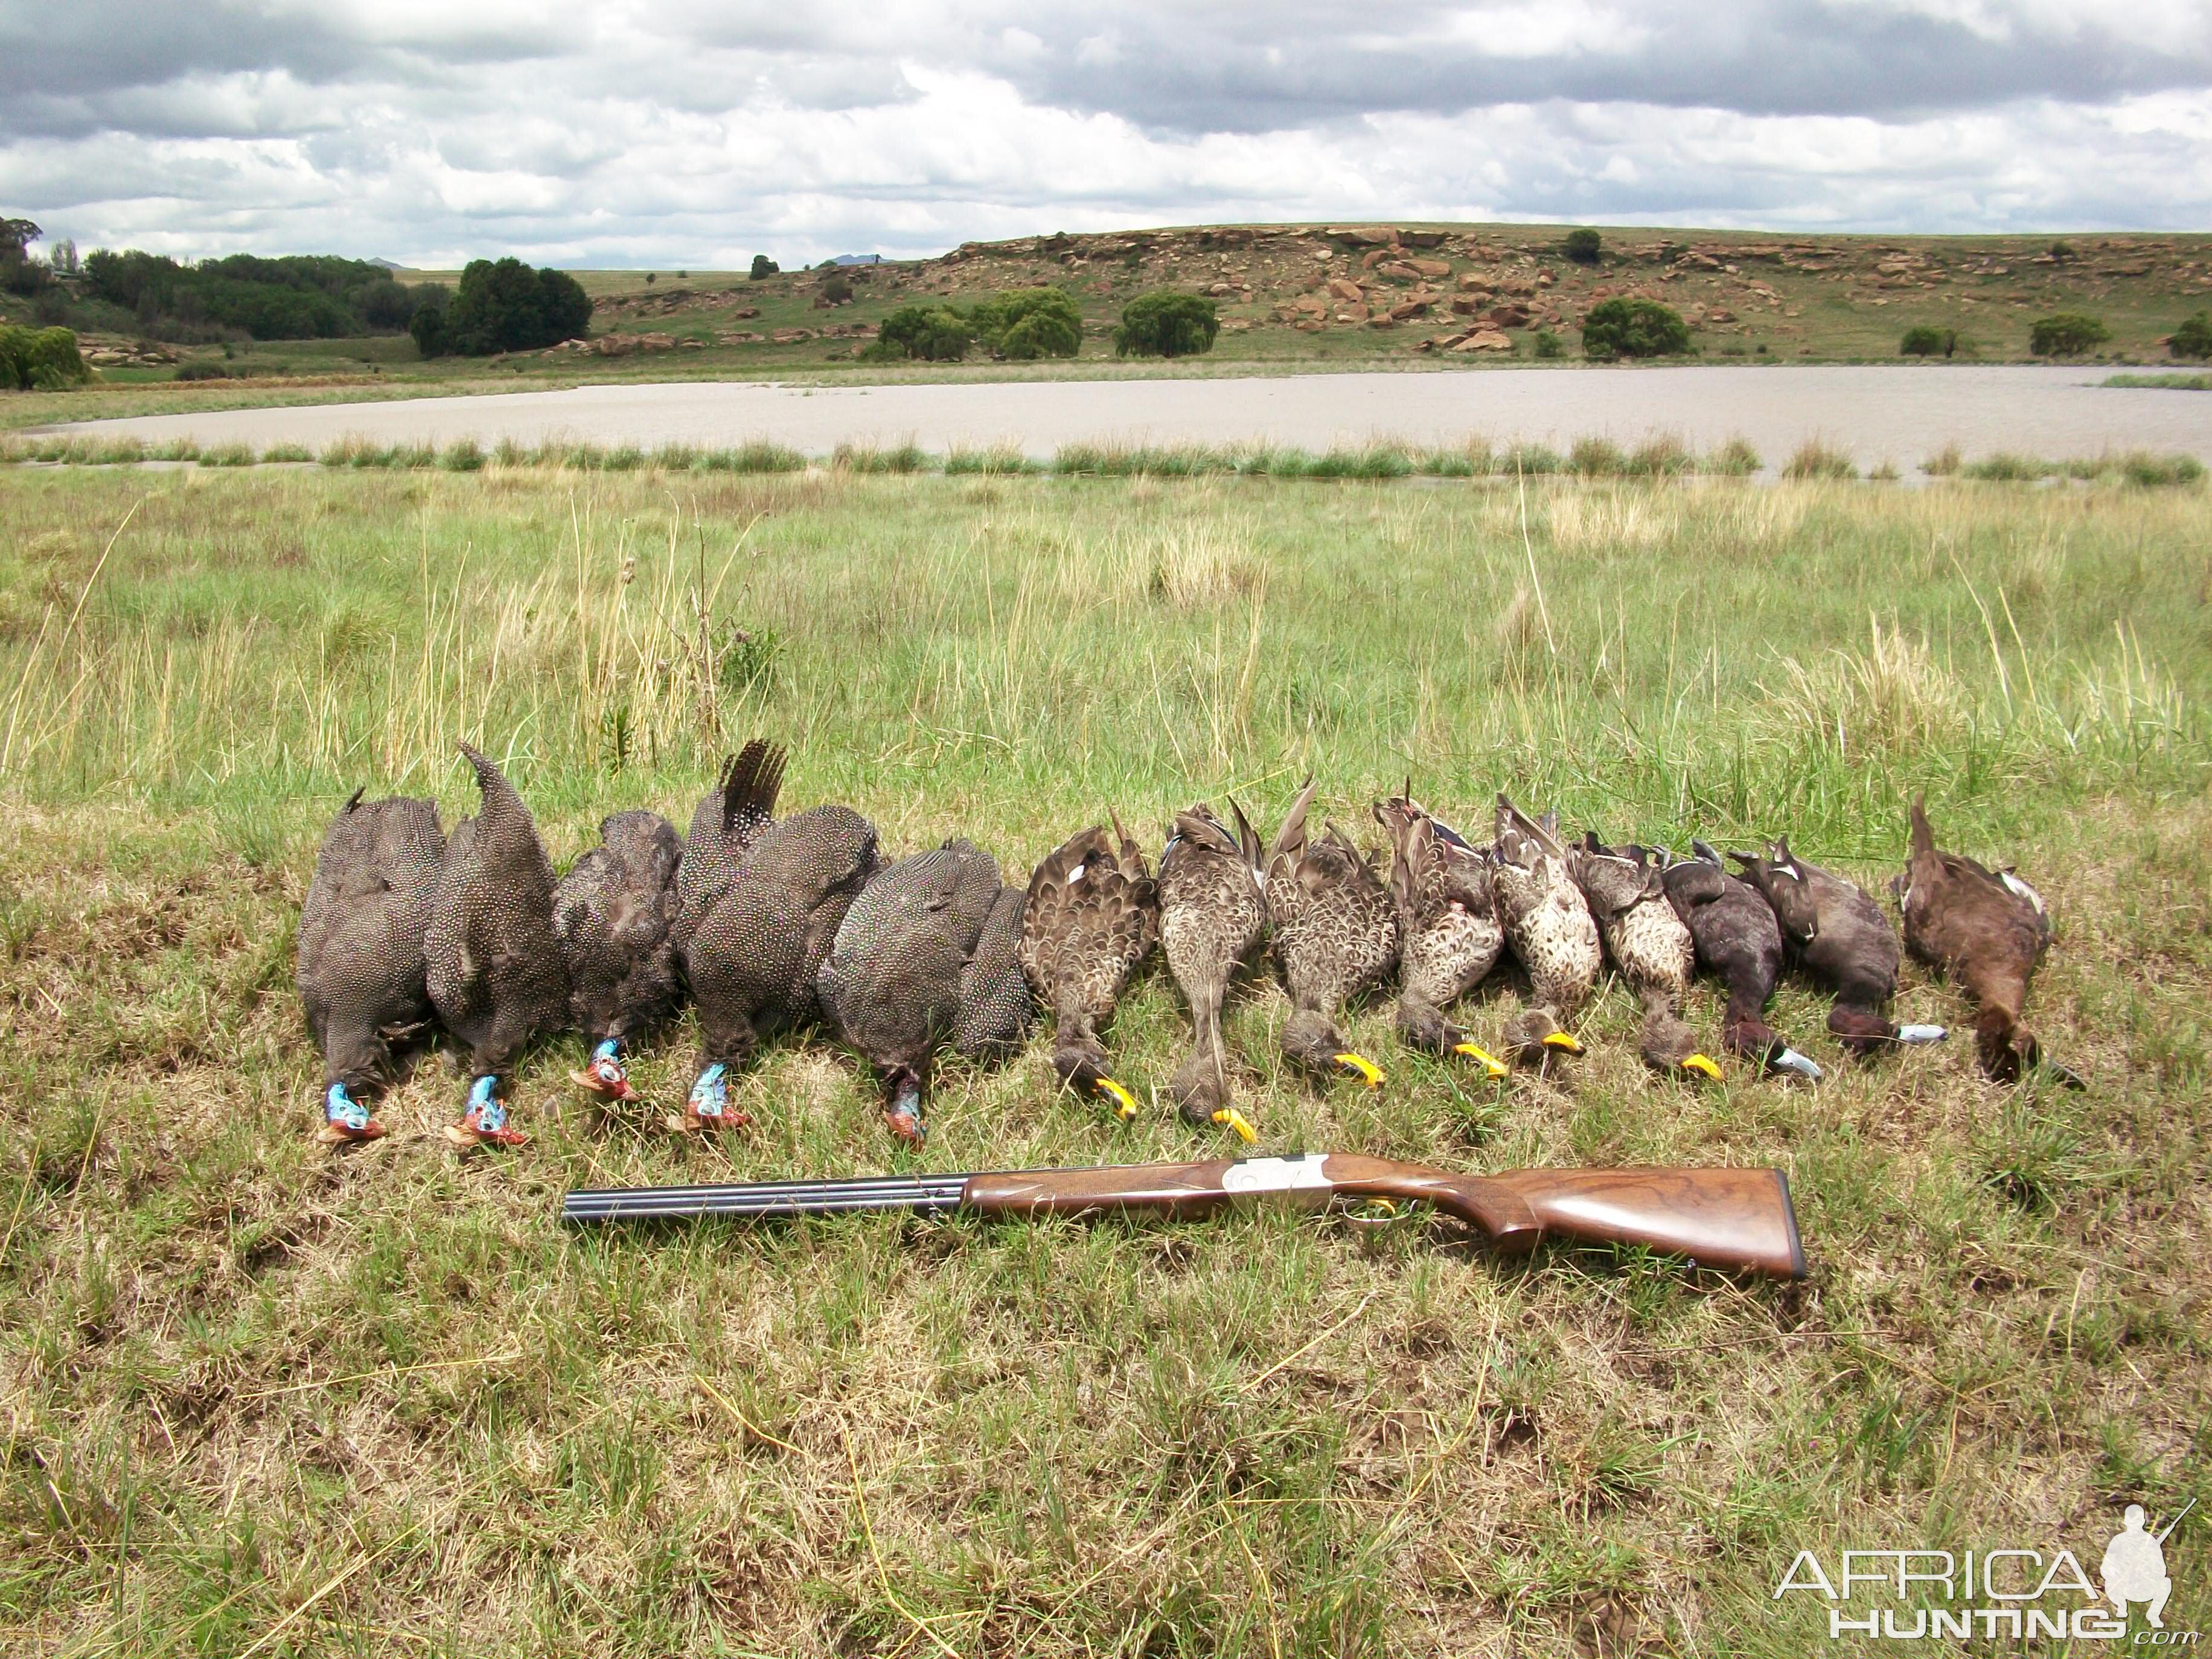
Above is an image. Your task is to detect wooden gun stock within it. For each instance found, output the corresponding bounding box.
[960,1156,1804,1279]
[564,1155,1805,1280]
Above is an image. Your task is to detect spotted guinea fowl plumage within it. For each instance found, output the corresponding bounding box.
[1018,817,1159,1115]
[817,839,1034,1143]
[555,810,683,1049]
[1735,834,1945,1058]
[297,789,444,1130]
[672,738,787,960]
[1263,778,1399,1084]
[1893,796,2071,1087]
[1568,834,1714,1081]
[1374,790,1506,1072]
[1649,840,1820,1079]
[1490,798,1601,1062]
[1158,801,1268,1130]
[423,745,572,1137]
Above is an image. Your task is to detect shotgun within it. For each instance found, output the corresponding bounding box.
[562,1154,1806,1279]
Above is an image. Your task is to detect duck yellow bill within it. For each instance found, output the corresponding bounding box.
[1333,1052,1386,1087]
[1680,1052,1724,1082]
[1452,1041,1512,1079]
[1093,1076,1140,1120]
[1541,1031,1584,1055]
[1211,1107,1259,1143]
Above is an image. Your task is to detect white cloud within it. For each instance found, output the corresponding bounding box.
[0,0,2206,267]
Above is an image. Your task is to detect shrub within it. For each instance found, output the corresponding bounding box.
[2169,312,2212,360]
[1533,329,1564,359]
[1581,298,1690,360]
[1113,292,1218,359]
[1900,326,1957,358]
[174,361,231,382]
[0,324,91,389]
[820,276,852,305]
[1562,228,1602,264]
[2029,313,2109,357]
[749,255,778,281]
[870,305,971,362]
[1782,439,1858,481]
[968,287,1082,360]
[1707,438,1762,476]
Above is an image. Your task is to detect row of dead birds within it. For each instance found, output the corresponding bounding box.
[296,737,2079,1150]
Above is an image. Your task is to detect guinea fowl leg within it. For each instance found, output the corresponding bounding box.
[571,1038,638,1102]
[669,1007,758,1134]
[444,1009,536,1149]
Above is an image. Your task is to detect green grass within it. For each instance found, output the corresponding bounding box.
[2104,372,2212,389]
[1,465,2208,1655]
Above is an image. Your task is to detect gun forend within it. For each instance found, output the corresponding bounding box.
[961,1155,1805,1280]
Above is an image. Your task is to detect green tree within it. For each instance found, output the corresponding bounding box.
[1562,228,1602,264]
[0,324,91,389]
[409,292,450,358]
[2168,312,2212,360]
[749,255,778,281]
[436,258,593,355]
[968,287,1082,359]
[1900,326,1958,358]
[1581,297,1691,360]
[2029,312,2109,357]
[870,305,971,362]
[1113,291,1218,359]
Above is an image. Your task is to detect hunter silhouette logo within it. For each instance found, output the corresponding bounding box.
[1775,1499,2198,1641]
[2106,1501,2193,1629]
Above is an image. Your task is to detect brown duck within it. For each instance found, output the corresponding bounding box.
[1490,798,1600,1063]
[1263,778,1397,1088]
[1894,798,2077,1087]
[1569,835,1720,1082]
[1157,801,1267,1140]
[1018,818,1159,1122]
[297,789,445,1143]
[1373,789,1509,1077]
[1649,841,1821,1080]
[424,744,572,1148]
[1734,836,1946,1058]
[816,840,1034,1145]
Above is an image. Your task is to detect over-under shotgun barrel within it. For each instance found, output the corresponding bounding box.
[562,1155,1804,1279]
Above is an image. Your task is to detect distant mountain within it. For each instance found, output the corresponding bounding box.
[369,258,403,270]
[829,254,883,266]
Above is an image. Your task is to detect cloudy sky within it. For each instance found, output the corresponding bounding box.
[4,1,2209,269]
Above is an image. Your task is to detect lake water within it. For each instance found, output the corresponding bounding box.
[37,365,2210,471]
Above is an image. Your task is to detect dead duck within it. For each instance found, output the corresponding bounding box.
[1157,802,1267,1141]
[1568,835,1719,1084]
[424,744,573,1148]
[1733,836,1946,1058]
[554,810,683,1105]
[296,789,446,1143]
[1263,778,1398,1089]
[816,839,1033,1145]
[1018,817,1159,1122]
[1649,841,1821,1081]
[1490,798,1600,1064]
[673,749,879,1133]
[1893,798,2077,1087]
[1373,788,1509,1077]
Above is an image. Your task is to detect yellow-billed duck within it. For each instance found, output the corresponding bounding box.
[1158,802,1267,1142]
[1491,798,1600,1064]
[1373,788,1508,1076]
[1264,778,1398,1088]
[1018,817,1160,1121]
[1569,834,1719,1083]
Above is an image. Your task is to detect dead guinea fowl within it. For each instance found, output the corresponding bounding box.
[1157,801,1267,1142]
[1569,834,1720,1083]
[297,789,445,1144]
[1018,817,1159,1123]
[671,738,787,957]
[1733,835,1946,1058]
[1373,788,1509,1078]
[554,810,683,1105]
[1490,798,1600,1064]
[424,744,573,1149]
[675,801,880,1134]
[1649,840,1821,1081]
[1893,797,2077,1087]
[1263,778,1398,1089]
[816,839,1033,1146]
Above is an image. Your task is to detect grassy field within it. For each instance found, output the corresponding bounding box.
[1,462,2207,1655]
